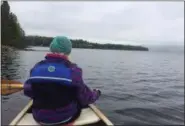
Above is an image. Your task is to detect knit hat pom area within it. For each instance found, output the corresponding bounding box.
[50,36,72,55]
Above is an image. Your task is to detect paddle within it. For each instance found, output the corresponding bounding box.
[1,80,24,95]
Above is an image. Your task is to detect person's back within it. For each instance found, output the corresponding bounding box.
[32,83,77,109]
[24,36,101,125]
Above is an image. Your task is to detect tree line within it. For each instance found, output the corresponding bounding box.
[1,1,148,51]
[25,35,149,51]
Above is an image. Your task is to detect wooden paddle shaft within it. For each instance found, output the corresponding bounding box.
[1,84,23,89]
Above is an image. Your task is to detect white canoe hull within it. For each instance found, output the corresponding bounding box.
[10,100,113,126]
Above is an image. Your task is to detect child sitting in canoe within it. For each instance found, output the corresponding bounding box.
[23,36,101,125]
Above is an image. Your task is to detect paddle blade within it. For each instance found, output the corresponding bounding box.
[1,80,23,95]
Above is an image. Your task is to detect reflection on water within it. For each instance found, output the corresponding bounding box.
[1,47,184,125]
[1,48,24,81]
[1,47,31,124]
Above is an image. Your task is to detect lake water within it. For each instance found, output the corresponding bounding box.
[1,46,184,125]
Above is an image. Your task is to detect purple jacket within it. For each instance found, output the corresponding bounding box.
[24,53,100,124]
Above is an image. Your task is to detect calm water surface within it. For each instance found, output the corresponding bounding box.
[1,47,184,125]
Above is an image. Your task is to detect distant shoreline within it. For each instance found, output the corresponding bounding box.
[24,36,149,52]
[23,46,149,52]
[2,42,149,52]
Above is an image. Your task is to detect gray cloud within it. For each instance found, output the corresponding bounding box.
[9,1,184,45]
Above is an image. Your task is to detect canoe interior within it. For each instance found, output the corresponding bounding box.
[25,106,108,126]
[10,100,112,126]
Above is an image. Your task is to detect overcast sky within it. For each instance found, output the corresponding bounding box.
[9,1,184,46]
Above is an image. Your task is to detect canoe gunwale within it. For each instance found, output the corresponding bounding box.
[89,104,113,126]
[9,100,33,125]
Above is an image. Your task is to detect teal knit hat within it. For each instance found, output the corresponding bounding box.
[50,36,72,55]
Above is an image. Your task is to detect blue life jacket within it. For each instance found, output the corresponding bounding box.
[26,59,73,86]
[25,59,77,109]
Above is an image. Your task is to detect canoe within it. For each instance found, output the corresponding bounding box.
[9,100,113,126]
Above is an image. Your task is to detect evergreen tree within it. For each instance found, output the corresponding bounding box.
[1,1,26,48]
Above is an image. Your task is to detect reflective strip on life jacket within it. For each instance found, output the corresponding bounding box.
[28,76,72,82]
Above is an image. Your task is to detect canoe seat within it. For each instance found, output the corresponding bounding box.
[16,108,100,125]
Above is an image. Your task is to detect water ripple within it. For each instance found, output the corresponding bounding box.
[115,108,184,125]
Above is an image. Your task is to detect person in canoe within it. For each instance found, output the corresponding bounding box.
[23,36,101,125]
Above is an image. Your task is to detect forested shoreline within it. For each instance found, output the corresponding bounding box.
[24,36,149,51]
[1,1,149,51]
